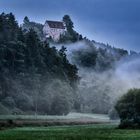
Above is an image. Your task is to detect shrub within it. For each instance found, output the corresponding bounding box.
[115,88,140,128]
[7,119,14,126]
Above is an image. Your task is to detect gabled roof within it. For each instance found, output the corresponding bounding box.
[46,20,65,29]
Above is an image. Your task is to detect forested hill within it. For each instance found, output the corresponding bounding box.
[0,13,79,115]
[0,12,139,116]
[22,14,131,72]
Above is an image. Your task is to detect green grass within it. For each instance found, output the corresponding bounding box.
[0,124,140,140]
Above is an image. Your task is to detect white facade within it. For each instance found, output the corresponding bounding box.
[43,21,65,41]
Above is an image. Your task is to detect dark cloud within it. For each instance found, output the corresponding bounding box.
[0,0,140,51]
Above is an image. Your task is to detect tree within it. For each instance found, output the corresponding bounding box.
[23,16,30,24]
[72,44,97,68]
[61,15,81,42]
[115,89,140,128]
[51,95,70,115]
[0,13,19,42]
[63,15,74,33]
[22,16,44,40]
[108,108,119,120]
[25,29,41,72]
[1,97,15,109]
[59,46,67,63]
[0,103,10,115]
[7,13,19,41]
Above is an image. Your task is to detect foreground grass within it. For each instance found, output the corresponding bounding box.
[0,124,140,140]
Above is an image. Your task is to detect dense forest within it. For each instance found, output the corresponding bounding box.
[0,13,79,115]
[0,12,139,116]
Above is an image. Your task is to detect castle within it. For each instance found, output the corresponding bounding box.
[43,20,65,41]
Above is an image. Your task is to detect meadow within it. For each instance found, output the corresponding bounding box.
[0,113,138,140]
[0,124,140,140]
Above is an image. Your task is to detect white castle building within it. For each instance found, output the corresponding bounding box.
[43,20,65,41]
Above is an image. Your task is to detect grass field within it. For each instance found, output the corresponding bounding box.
[0,124,140,140]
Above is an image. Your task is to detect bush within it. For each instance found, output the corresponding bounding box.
[115,88,140,128]
[7,119,14,126]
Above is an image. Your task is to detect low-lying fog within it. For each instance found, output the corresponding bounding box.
[51,41,140,112]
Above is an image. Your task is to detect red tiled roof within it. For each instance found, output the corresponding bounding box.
[46,20,65,29]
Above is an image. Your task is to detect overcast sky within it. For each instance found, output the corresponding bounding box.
[0,0,140,51]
